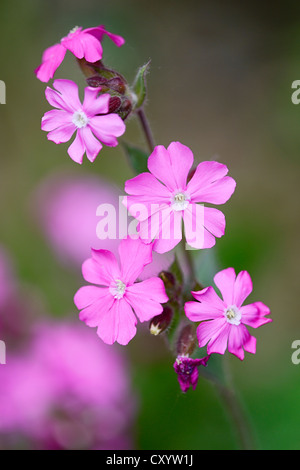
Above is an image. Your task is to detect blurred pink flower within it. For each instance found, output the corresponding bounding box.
[74,238,168,345]
[123,141,236,253]
[0,321,135,450]
[41,79,125,163]
[184,268,272,360]
[33,172,174,277]
[35,25,125,83]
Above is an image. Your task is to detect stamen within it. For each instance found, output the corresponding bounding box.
[72,110,89,129]
[224,306,241,325]
[171,191,190,211]
[110,279,126,299]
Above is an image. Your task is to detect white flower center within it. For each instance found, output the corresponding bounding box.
[224,305,241,325]
[110,279,126,300]
[72,110,88,128]
[171,191,190,211]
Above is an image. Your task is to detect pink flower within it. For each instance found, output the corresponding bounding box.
[184,268,272,360]
[174,355,210,393]
[74,237,169,345]
[41,79,126,163]
[123,141,236,253]
[35,25,125,83]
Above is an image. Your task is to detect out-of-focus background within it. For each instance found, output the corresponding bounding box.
[0,0,299,450]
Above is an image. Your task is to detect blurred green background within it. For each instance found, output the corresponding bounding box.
[0,0,300,450]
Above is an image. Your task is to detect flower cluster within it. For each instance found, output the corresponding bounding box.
[35,24,272,395]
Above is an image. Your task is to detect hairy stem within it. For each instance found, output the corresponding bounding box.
[137,108,155,154]
[179,239,197,284]
[200,359,256,450]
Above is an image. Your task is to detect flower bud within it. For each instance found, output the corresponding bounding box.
[149,306,173,336]
[108,96,122,114]
[176,324,197,357]
[159,271,176,290]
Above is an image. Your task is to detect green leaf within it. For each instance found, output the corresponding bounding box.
[122,142,149,175]
[132,60,151,110]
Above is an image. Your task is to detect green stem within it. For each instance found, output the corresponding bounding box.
[136,108,155,154]
[179,239,197,283]
[199,359,256,450]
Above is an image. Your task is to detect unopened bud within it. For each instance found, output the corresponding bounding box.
[159,271,176,290]
[108,96,122,113]
[149,306,173,336]
[176,324,197,357]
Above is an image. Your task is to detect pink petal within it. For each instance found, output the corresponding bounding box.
[191,286,224,306]
[67,131,85,164]
[45,87,71,112]
[96,299,137,345]
[139,206,182,247]
[60,30,86,60]
[85,25,125,47]
[240,302,272,328]
[35,44,66,82]
[147,142,194,191]
[207,322,231,355]
[81,250,120,286]
[203,207,226,238]
[78,293,114,327]
[125,172,171,200]
[89,114,126,146]
[52,79,82,111]
[82,258,105,285]
[183,205,216,249]
[213,267,236,306]
[82,89,109,116]
[188,161,229,191]
[80,126,102,162]
[125,290,164,322]
[185,299,223,322]
[152,209,183,253]
[74,285,110,309]
[227,324,252,360]
[41,109,72,132]
[91,248,121,281]
[196,317,226,349]
[126,277,168,304]
[47,123,76,144]
[243,334,256,355]
[233,270,253,308]
[115,300,137,345]
[118,237,153,284]
[80,32,103,62]
[191,285,225,311]
[187,161,236,204]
